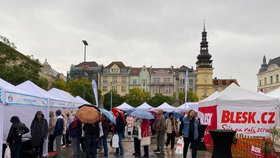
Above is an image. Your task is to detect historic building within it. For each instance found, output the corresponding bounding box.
[100,61,130,96]
[67,61,102,84]
[150,67,176,96]
[195,25,215,100]
[129,66,150,92]
[257,56,280,93]
[176,65,196,93]
[40,59,66,86]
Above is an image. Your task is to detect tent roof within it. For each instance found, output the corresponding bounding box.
[178,102,198,112]
[75,96,91,104]
[199,83,278,107]
[17,80,64,101]
[0,78,30,94]
[157,102,177,112]
[116,102,134,110]
[266,87,280,98]
[136,102,153,110]
[48,88,78,103]
[200,91,220,102]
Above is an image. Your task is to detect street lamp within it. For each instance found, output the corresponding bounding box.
[82,40,88,99]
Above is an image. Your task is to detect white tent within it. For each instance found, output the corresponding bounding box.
[266,87,280,98]
[116,102,134,111]
[136,102,153,110]
[178,102,198,112]
[48,88,82,108]
[17,80,73,108]
[0,78,49,156]
[75,96,91,105]
[156,102,177,112]
[198,83,279,148]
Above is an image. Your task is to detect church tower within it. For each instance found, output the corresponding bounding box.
[195,22,214,100]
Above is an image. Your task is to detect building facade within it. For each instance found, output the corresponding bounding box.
[129,66,150,92]
[150,67,176,96]
[100,61,130,96]
[67,61,101,85]
[257,56,280,93]
[213,77,238,92]
[176,65,196,93]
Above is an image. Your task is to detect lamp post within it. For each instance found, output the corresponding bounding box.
[110,82,113,111]
[82,40,88,99]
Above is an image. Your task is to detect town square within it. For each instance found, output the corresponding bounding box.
[0,1,280,158]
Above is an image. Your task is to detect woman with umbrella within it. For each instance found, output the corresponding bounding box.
[112,108,126,157]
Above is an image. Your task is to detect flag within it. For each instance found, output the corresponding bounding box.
[92,80,99,107]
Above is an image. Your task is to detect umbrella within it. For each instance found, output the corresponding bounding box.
[76,104,100,124]
[164,112,183,119]
[131,110,155,120]
[112,107,126,122]
[100,109,116,125]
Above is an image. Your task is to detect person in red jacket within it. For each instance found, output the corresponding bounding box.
[141,119,151,158]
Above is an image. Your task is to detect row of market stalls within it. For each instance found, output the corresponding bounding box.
[0,78,90,156]
[116,101,198,112]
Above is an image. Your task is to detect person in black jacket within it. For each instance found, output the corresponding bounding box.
[83,122,99,158]
[69,116,82,158]
[30,111,48,158]
[114,112,125,157]
[54,109,64,158]
[6,116,29,158]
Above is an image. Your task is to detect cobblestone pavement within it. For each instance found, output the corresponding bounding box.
[60,137,212,158]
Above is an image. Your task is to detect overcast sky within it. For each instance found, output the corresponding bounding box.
[1,0,279,91]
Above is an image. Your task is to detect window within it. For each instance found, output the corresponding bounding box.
[112,76,117,83]
[153,78,156,84]
[122,77,126,83]
[112,86,117,92]
[259,80,262,86]
[133,79,137,85]
[103,77,108,83]
[222,80,227,85]
[142,79,146,86]
[277,75,279,83]
[111,68,118,73]
[165,87,170,93]
[157,78,160,84]
[264,77,267,85]
[121,86,126,92]
[189,88,193,92]
[103,86,108,92]
[189,79,193,84]
[270,76,273,84]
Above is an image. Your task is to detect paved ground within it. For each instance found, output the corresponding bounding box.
[60,137,212,158]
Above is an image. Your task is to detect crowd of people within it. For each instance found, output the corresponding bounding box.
[5,108,203,158]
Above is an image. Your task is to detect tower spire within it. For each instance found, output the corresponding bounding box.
[196,22,212,68]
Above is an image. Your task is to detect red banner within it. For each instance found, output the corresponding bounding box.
[198,105,217,148]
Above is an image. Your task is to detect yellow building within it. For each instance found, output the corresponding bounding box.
[195,25,215,100]
[100,61,130,96]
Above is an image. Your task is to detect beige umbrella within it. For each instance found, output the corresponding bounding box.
[76,104,100,124]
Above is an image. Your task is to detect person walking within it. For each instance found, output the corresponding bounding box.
[69,116,82,158]
[180,110,202,158]
[30,111,48,158]
[132,119,142,157]
[54,109,64,158]
[141,119,150,158]
[83,122,99,158]
[153,109,166,155]
[114,111,125,157]
[48,111,57,152]
[6,116,29,158]
[166,113,176,150]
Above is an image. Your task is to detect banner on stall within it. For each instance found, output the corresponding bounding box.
[5,92,48,107]
[218,106,277,136]
[198,105,217,148]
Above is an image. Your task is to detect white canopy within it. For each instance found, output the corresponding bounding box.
[116,102,135,110]
[266,87,280,98]
[199,83,278,107]
[75,96,91,104]
[178,102,198,112]
[136,102,153,110]
[48,88,82,108]
[156,102,177,112]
